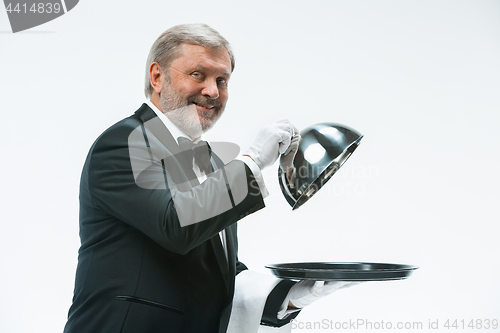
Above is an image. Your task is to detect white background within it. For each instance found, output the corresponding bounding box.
[1,1,499,332]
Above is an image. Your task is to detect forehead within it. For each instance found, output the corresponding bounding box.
[170,43,232,76]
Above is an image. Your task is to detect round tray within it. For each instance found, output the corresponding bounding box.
[265,262,418,281]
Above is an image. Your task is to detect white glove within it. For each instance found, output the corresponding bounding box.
[280,131,300,172]
[244,119,295,170]
[280,131,300,186]
[287,280,360,309]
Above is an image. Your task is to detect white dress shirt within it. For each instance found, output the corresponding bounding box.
[145,100,292,333]
[145,100,269,260]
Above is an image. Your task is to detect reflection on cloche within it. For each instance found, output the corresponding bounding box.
[279,123,363,210]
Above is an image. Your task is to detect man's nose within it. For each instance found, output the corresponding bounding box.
[201,79,219,99]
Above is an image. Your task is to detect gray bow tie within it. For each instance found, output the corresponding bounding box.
[177,137,212,174]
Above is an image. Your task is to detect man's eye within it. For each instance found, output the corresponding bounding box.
[217,78,228,86]
[192,73,203,78]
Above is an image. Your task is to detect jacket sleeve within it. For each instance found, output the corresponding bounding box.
[86,117,265,255]
[260,280,300,327]
[228,271,300,333]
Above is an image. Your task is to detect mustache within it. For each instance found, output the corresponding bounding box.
[187,96,222,109]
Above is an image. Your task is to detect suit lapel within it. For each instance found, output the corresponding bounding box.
[210,235,230,290]
[135,104,200,186]
[225,224,237,278]
[134,103,177,151]
[210,153,237,292]
[135,103,236,291]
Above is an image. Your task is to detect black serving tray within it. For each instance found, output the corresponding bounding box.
[266,262,418,281]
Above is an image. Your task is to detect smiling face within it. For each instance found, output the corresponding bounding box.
[160,43,232,140]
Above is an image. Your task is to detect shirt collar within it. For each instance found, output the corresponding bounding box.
[145,99,204,144]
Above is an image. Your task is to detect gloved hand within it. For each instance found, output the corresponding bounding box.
[287,280,360,309]
[244,119,295,170]
[280,130,300,186]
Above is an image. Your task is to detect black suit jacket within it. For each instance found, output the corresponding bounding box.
[64,104,297,333]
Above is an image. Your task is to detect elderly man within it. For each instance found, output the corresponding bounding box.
[64,24,345,333]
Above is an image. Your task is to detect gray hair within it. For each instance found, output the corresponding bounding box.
[144,23,235,98]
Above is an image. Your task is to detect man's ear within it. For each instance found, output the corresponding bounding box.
[150,62,164,95]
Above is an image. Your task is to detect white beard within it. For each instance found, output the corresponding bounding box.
[160,83,204,141]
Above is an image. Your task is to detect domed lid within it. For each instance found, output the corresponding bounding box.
[279,123,363,210]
